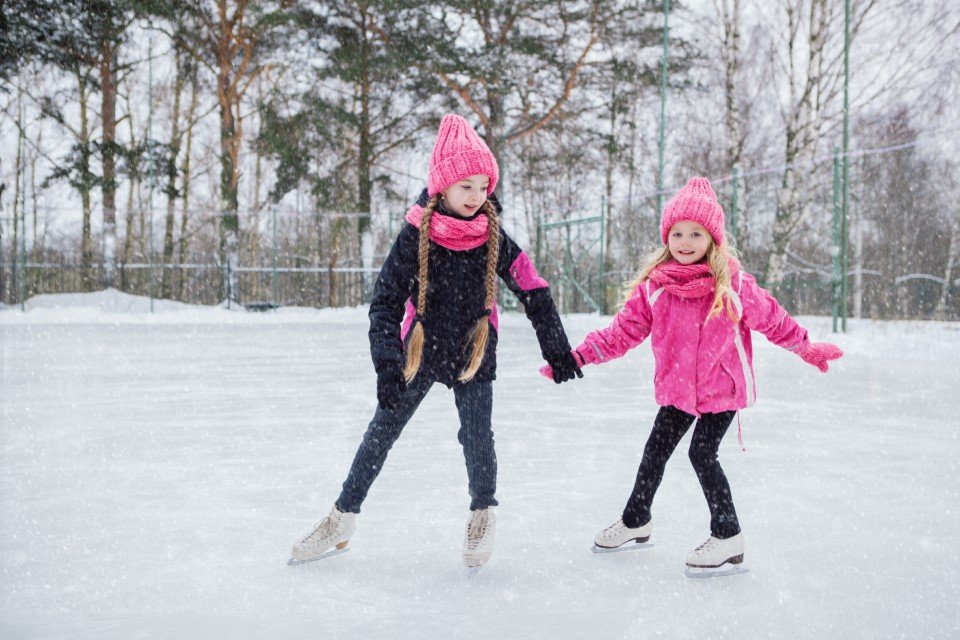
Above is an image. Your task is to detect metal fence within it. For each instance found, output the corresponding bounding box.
[2,144,957,321]
[532,141,959,323]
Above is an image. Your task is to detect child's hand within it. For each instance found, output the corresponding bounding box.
[798,342,843,372]
[377,367,407,409]
[540,351,584,384]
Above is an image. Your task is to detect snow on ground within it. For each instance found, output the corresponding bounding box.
[1,290,958,639]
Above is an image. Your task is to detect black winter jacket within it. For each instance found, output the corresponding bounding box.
[369,191,572,386]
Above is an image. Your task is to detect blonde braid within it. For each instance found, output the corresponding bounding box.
[403,196,439,381]
[458,199,500,382]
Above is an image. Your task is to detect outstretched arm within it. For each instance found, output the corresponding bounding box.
[540,282,654,379]
[497,230,580,383]
[737,272,842,372]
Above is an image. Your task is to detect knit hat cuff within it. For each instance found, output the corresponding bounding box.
[428,149,499,197]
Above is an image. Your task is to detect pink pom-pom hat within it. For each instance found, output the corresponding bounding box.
[660,177,726,246]
[427,114,499,197]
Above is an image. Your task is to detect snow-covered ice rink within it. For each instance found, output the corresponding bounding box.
[2,290,958,639]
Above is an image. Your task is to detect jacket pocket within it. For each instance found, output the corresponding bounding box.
[718,360,741,401]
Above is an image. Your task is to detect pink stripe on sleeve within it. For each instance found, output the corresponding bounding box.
[509,252,548,291]
[400,298,416,341]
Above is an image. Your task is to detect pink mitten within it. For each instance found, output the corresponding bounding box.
[798,342,843,372]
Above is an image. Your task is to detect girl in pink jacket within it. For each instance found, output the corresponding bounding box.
[543,177,842,575]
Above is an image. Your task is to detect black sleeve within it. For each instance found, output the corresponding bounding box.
[497,228,572,360]
[368,224,418,374]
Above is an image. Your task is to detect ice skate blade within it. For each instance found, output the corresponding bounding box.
[463,552,491,569]
[592,542,654,554]
[287,547,349,566]
[684,564,749,579]
[466,566,483,578]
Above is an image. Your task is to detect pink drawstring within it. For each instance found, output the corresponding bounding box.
[737,412,746,452]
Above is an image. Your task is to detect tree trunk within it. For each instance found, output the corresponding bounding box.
[763,1,827,288]
[484,94,507,203]
[853,213,864,318]
[602,81,619,315]
[719,0,748,253]
[12,90,23,302]
[178,68,199,300]
[100,37,119,289]
[765,141,798,288]
[30,131,40,295]
[357,35,374,300]
[0,182,6,303]
[121,88,138,279]
[162,49,185,299]
[77,72,95,291]
[721,0,744,172]
[213,0,249,305]
[218,71,241,304]
[934,211,959,319]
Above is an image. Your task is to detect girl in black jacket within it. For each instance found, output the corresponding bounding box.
[290,114,581,569]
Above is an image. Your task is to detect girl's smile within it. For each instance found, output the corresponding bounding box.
[667,221,712,264]
[442,174,490,217]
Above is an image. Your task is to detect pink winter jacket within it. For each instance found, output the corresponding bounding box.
[576,270,810,417]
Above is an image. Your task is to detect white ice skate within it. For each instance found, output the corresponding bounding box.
[288,504,356,566]
[684,533,748,578]
[462,507,496,572]
[592,518,653,553]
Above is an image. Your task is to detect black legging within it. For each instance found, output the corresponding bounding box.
[621,405,740,539]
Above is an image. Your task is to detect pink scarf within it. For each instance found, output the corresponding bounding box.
[405,203,490,251]
[648,257,740,298]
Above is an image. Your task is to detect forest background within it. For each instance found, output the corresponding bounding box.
[1,0,958,320]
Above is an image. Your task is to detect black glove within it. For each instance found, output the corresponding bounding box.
[546,350,584,384]
[376,366,407,410]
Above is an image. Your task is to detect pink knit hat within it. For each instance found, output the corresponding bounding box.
[427,114,499,197]
[660,177,726,246]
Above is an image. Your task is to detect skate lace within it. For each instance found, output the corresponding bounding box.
[302,516,336,545]
[601,520,625,538]
[694,538,718,555]
[466,510,489,548]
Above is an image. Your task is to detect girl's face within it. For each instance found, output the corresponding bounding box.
[442,174,489,217]
[667,221,712,265]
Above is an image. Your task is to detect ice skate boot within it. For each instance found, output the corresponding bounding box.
[592,518,652,553]
[288,504,355,566]
[462,507,496,570]
[684,533,748,578]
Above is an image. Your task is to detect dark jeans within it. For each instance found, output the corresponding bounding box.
[622,405,740,539]
[337,375,498,513]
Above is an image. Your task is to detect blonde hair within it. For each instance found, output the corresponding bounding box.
[403,197,500,383]
[621,236,740,322]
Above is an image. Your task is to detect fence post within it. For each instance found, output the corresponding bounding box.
[147,33,155,314]
[656,0,671,215]
[832,146,841,333]
[19,206,26,311]
[271,205,278,305]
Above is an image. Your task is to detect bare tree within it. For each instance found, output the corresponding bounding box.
[762,0,954,287]
[153,0,292,304]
